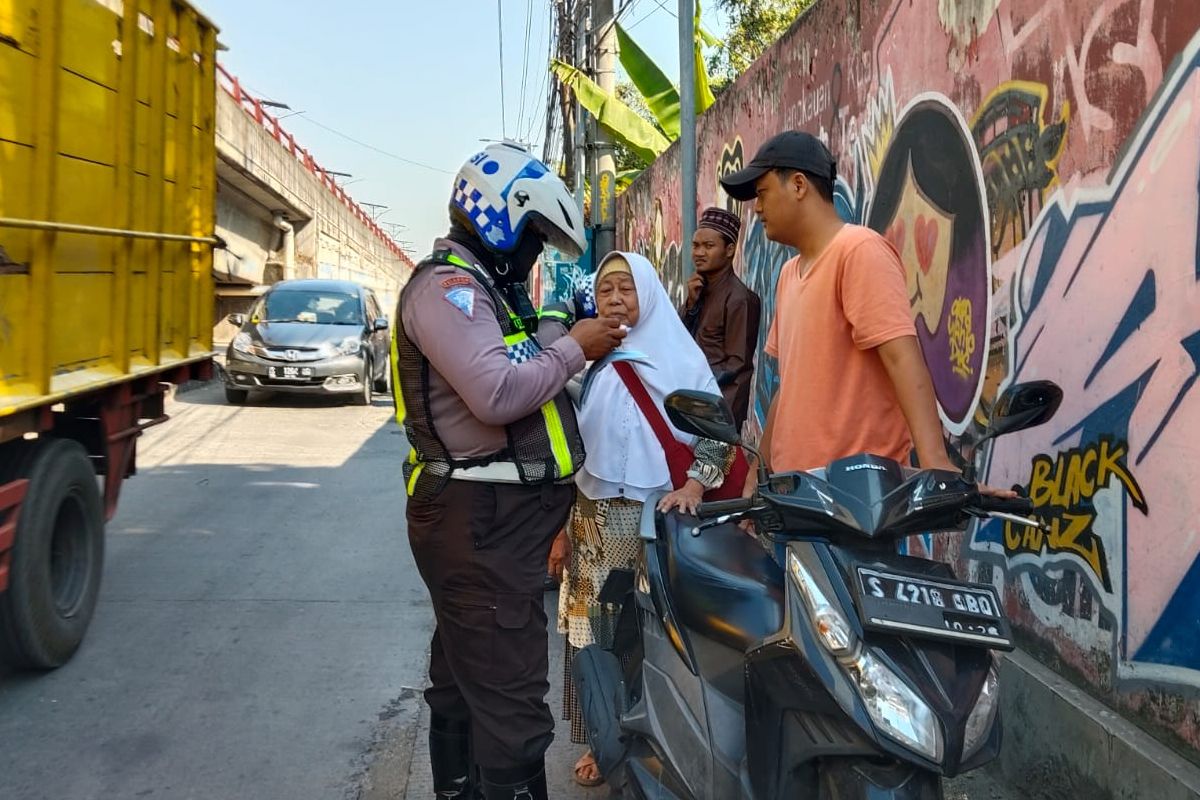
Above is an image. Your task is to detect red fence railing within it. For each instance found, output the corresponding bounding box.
[216,64,414,268]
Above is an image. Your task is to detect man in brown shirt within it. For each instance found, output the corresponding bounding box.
[680,206,762,428]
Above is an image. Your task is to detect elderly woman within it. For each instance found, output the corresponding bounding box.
[552,251,736,786]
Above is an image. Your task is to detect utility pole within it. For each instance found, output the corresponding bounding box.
[590,0,617,258]
[679,0,697,260]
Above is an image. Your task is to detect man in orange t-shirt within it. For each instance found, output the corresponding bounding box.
[720,131,1005,493]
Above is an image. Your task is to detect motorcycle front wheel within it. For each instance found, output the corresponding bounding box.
[818,758,943,800]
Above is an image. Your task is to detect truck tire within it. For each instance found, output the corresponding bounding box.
[0,439,105,670]
[224,387,249,404]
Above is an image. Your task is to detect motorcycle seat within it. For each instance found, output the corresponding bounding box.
[661,511,784,652]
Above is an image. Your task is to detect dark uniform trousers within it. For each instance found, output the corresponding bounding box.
[407,478,575,769]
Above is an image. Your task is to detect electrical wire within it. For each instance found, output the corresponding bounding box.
[289,116,454,175]
[523,0,555,145]
[516,0,536,136]
[497,0,508,136]
[614,0,640,26]
[648,0,677,20]
[624,1,664,32]
[231,78,454,175]
[594,0,642,44]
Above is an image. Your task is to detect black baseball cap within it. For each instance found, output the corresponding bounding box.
[720,131,837,201]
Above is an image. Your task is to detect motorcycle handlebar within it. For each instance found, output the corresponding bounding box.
[695,497,755,518]
[692,482,1034,526]
[976,495,1034,515]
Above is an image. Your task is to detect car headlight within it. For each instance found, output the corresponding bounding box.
[232,332,254,355]
[847,649,943,762]
[963,665,1000,758]
[787,551,856,656]
[336,337,361,356]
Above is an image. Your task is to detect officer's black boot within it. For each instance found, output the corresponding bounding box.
[478,761,548,800]
[429,713,480,799]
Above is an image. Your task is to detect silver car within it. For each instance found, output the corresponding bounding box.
[223,279,390,405]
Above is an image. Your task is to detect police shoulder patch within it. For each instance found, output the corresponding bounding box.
[440,275,474,289]
[443,287,476,319]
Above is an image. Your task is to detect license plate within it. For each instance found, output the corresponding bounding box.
[269,365,314,380]
[854,567,1013,649]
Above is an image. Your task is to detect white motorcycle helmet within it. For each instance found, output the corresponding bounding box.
[450,142,587,259]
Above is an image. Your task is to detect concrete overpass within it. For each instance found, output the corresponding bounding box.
[212,66,413,343]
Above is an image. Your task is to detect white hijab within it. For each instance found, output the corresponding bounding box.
[577,251,720,499]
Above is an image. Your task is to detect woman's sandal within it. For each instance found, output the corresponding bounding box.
[573,751,605,787]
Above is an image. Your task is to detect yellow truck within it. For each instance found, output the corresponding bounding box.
[0,0,219,668]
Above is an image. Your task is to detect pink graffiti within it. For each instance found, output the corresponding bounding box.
[997,0,1164,141]
[987,49,1200,661]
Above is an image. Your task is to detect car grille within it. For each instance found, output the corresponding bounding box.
[261,346,326,362]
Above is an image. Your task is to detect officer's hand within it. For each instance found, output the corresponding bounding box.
[569,315,627,360]
[685,273,704,310]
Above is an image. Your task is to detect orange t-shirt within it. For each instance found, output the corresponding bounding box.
[765,224,917,473]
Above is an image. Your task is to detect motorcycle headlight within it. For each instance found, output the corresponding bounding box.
[787,551,856,656]
[232,332,254,355]
[847,649,943,762]
[786,550,940,762]
[963,665,1000,758]
[336,337,361,356]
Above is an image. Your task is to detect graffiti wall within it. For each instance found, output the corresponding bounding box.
[618,0,1200,757]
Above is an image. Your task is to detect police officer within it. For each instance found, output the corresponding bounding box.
[393,142,624,800]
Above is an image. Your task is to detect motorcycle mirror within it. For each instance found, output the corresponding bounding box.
[959,382,1061,484]
[982,380,1063,442]
[942,433,971,471]
[228,313,246,327]
[663,390,739,444]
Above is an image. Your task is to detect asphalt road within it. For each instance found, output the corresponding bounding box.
[0,381,1023,799]
[0,383,428,800]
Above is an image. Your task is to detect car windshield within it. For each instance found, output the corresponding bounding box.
[261,290,362,325]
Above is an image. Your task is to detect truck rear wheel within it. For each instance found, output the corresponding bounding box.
[0,439,105,670]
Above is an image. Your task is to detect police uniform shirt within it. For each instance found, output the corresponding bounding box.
[400,239,585,459]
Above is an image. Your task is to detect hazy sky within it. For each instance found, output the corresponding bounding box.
[196,0,726,260]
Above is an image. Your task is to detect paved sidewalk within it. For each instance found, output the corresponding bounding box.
[400,596,604,800]
[393,592,1021,800]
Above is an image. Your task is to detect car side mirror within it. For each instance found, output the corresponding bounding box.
[664,390,739,445]
[228,313,246,327]
[373,317,389,331]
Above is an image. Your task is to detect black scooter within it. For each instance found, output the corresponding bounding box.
[573,381,1063,799]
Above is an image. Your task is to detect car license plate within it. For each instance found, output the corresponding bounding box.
[268,366,314,380]
[854,567,1013,649]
